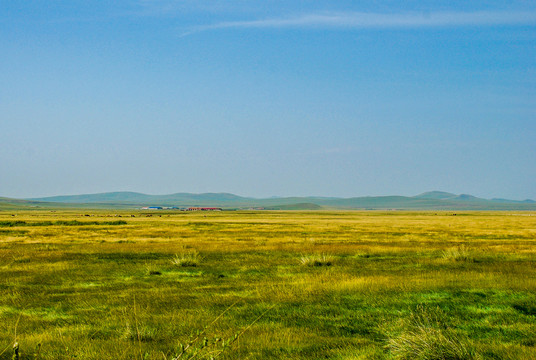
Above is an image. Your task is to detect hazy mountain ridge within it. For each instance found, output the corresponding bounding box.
[413,191,458,200]
[10,191,535,210]
[26,192,248,204]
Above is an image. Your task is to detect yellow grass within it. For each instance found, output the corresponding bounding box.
[0,210,535,359]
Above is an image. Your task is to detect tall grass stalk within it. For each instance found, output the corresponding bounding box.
[170,300,239,360]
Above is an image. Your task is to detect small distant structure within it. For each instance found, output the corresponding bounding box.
[187,207,222,211]
[140,206,221,211]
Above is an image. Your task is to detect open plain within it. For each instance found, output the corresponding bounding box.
[1,210,535,359]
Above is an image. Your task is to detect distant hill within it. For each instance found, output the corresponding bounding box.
[30,192,248,205]
[492,198,536,204]
[0,197,34,210]
[16,191,536,210]
[414,191,458,200]
[28,192,153,204]
[0,197,68,210]
[263,203,323,210]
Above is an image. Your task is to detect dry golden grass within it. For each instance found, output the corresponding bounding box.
[0,210,535,359]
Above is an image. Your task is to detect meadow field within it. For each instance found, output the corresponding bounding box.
[0,210,535,359]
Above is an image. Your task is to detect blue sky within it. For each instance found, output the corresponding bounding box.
[1,1,535,199]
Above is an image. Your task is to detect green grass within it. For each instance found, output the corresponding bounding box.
[0,210,534,359]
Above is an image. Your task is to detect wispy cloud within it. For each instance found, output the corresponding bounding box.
[183,10,536,36]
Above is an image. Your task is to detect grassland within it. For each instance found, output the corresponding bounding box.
[0,210,535,359]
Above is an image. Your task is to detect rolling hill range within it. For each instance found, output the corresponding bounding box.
[6,191,533,210]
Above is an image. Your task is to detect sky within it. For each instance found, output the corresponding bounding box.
[1,1,535,200]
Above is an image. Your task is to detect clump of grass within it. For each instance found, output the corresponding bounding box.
[12,255,31,263]
[442,245,473,262]
[145,264,162,276]
[171,251,201,267]
[122,322,157,342]
[512,302,536,316]
[299,254,334,267]
[386,307,476,360]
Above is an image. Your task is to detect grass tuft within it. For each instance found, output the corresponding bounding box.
[171,251,201,267]
[387,307,476,360]
[442,245,473,262]
[299,254,334,267]
[145,264,162,276]
[512,302,536,316]
[122,322,157,342]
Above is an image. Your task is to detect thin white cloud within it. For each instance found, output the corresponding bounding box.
[183,10,536,35]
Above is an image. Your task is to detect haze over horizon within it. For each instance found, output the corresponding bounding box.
[21,189,536,203]
[1,1,535,201]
